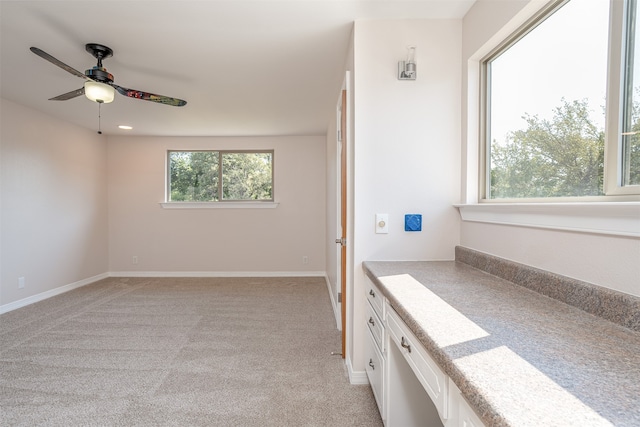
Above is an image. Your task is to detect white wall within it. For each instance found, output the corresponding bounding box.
[108,135,326,274]
[350,19,462,375]
[461,222,640,296]
[0,98,108,308]
[326,96,340,309]
[461,1,640,298]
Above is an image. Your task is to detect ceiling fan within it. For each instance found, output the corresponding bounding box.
[30,43,187,107]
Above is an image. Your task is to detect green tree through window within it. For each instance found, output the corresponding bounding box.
[490,99,605,199]
[222,152,273,200]
[622,97,640,185]
[170,151,219,201]
[623,0,640,186]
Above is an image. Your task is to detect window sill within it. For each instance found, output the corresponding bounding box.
[160,202,279,209]
[454,202,640,238]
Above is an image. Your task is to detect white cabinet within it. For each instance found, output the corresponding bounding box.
[365,328,385,409]
[364,277,386,420]
[446,380,486,427]
[386,303,447,426]
[364,279,486,427]
[386,306,448,417]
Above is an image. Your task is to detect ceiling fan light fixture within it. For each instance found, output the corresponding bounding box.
[84,81,115,103]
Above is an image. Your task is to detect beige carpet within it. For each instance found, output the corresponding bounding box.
[0,277,382,426]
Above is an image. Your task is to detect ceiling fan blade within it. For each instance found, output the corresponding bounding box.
[30,47,90,80]
[111,83,187,107]
[49,87,85,101]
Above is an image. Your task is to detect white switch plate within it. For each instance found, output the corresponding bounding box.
[376,214,389,234]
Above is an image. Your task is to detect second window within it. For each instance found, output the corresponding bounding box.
[168,150,274,202]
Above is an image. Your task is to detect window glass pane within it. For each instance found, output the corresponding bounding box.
[487,0,609,199]
[221,152,273,200]
[623,0,640,186]
[169,151,219,201]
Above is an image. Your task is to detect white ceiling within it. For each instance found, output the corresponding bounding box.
[0,0,474,136]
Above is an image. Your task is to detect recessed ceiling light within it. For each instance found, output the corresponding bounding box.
[118,125,133,130]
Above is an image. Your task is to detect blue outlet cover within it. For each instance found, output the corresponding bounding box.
[404,214,422,232]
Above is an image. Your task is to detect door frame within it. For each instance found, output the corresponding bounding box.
[334,71,350,360]
[339,87,347,358]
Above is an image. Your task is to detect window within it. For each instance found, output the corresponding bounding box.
[481,0,640,201]
[168,150,273,202]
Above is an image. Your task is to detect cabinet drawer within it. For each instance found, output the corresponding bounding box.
[386,304,448,421]
[365,328,385,419]
[365,277,384,320]
[366,301,384,351]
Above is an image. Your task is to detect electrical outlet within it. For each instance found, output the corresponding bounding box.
[132,256,138,265]
[302,256,309,264]
[18,277,25,289]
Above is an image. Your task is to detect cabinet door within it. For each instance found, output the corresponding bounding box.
[365,328,385,420]
[386,304,448,421]
[386,326,444,427]
[459,405,484,427]
[448,379,486,427]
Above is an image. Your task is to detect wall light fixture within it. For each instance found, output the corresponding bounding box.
[398,46,417,80]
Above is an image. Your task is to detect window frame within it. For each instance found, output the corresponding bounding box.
[606,0,639,195]
[478,0,640,203]
[165,149,275,204]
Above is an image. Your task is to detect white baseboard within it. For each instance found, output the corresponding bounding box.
[0,272,109,314]
[108,270,326,278]
[347,356,369,385]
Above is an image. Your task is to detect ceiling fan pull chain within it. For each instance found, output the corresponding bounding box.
[97,100,103,135]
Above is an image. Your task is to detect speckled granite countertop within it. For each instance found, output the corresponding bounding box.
[363,260,640,427]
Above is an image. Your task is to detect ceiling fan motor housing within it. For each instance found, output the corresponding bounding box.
[85,67,114,83]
